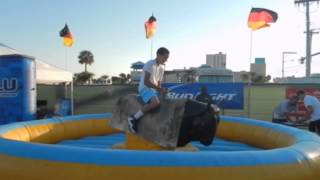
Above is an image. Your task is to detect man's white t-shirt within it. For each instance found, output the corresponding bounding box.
[139,60,165,92]
[304,95,320,121]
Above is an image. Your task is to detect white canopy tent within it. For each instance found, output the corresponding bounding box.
[0,43,73,84]
[36,59,73,84]
[0,43,74,114]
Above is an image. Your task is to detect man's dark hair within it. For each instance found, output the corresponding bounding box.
[157,47,169,55]
[296,90,305,96]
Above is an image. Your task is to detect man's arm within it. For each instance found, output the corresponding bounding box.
[305,105,314,120]
[144,71,161,91]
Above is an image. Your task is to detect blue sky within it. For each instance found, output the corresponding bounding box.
[1,0,320,79]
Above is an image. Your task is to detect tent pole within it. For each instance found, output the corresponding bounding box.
[64,83,68,98]
[71,81,74,115]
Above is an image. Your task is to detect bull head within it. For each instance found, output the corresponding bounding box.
[177,100,219,147]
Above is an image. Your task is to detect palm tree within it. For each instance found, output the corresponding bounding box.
[78,50,94,72]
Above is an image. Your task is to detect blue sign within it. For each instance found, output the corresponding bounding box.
[162,83,244,109]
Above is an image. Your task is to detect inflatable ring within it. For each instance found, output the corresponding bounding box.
[0,113,319,180]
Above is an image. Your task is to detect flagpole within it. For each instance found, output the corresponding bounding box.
[247,30,253,118]
[249,31,253,65]
[65,47,68,70]
[151,37,154,59]
[60,23,74,115]
[246,7,278,118]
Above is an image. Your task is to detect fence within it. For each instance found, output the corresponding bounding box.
[37,83,320,121]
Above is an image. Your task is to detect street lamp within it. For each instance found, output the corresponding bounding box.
[282,51,297,78]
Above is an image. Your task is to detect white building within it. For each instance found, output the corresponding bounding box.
[130,61,144,84]
[197,64,233,83]
[206,52,226,69]
[163,68,197,83]
[250,58,266,77]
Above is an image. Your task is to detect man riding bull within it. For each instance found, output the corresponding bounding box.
[128,47,169,133]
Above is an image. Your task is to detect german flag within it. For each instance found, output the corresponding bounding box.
[248,8,278,31]
[144,15,157,39]
[59,24,73,47]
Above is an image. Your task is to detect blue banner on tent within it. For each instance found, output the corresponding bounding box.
[162,83,244,109]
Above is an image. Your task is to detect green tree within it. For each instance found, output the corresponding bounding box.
[74,71,95,85]
[78,50,94,72]
[96,75,110,84]
[111,76,121,84]
[101,75,109,80]
[251,72,271,83]
[239,72,271,83]
[119,73,127,84]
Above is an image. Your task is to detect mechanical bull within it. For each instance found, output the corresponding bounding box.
[177,100,219,147]
[110,94,219,149]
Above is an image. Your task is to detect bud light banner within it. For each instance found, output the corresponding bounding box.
[162,83,244,109]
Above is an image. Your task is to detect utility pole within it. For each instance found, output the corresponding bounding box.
[295,0,320,77]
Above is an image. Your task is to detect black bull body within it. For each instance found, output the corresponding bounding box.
[110,94,219,148]
[178,100,219,147]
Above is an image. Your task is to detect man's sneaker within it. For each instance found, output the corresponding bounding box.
[128,115,139,133]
